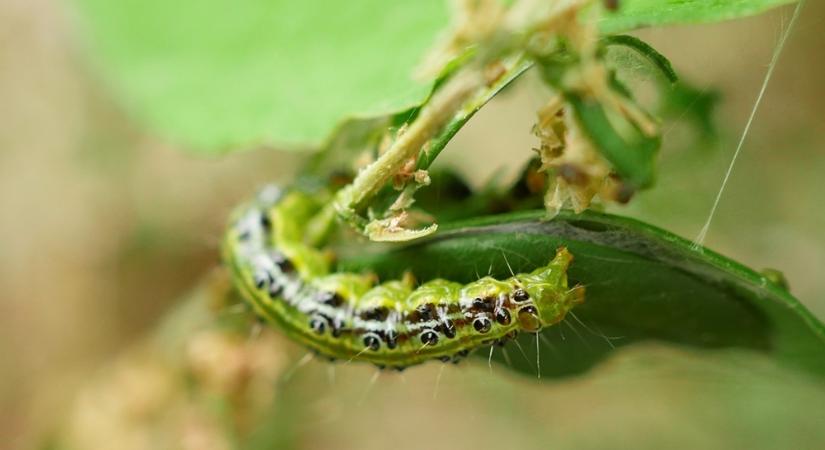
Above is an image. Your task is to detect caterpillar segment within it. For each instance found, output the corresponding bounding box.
[223,185,585,369]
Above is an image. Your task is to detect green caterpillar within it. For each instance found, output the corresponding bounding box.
[222,185,584,370]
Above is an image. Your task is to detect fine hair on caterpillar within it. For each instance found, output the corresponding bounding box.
[223,184,585,370]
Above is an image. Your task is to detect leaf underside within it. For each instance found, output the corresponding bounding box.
[338,210,825,379]
[597,0,797,33]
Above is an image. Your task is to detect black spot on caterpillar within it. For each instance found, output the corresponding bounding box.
[222,185,584,369]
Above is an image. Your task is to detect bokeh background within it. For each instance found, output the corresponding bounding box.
[2,1,824,449]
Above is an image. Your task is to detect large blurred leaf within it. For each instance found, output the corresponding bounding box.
[73,0,796,153]
[598,0,797,33]
[73,0,449,152]
[340,210,825,379]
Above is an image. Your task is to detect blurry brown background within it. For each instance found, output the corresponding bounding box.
[1,1,824,449]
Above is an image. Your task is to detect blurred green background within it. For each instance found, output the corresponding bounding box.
[1,1,824,449]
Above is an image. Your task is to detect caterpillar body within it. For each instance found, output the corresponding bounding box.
[222,185,585,370]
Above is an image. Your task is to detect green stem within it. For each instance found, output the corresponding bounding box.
[417,56,533,171]
[333,69,485,217]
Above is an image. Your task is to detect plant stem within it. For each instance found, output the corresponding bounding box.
[333,69,485,216]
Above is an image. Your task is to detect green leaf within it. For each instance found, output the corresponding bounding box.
[598,0,797,34]
[339,210,825,379]
[566,93,661,188]
[72,0,795,154]
[602,35,678,83]
[72,0,449,153]
[603,38,720,147]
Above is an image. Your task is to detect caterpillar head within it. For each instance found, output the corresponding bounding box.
[514,247,585,332]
